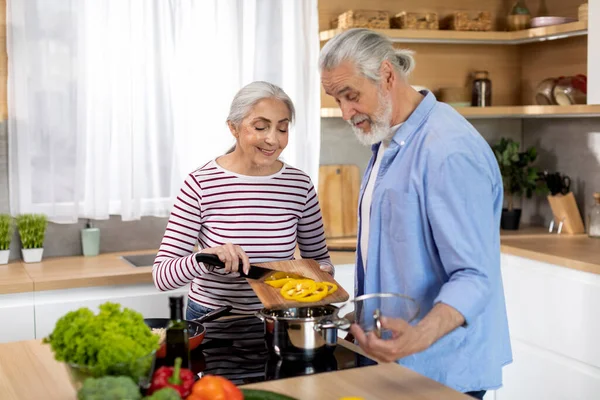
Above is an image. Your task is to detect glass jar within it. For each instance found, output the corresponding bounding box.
[472,71,492,107]
[589,193,600,238]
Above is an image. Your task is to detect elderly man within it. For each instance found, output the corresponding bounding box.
[319,29,512,399]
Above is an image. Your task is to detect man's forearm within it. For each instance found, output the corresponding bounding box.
[415,302,465,348]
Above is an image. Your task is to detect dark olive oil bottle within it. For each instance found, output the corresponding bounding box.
[165,296,190,368]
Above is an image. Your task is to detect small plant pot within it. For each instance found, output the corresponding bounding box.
[22,248,44,263]
[501,208,522,230]
[0,250,9,265]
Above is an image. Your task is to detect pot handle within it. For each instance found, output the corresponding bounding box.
[255,311,274,322]
[314,317,351,332]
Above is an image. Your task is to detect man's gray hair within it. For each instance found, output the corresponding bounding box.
[226,81,295,128]
[319,28,415,82]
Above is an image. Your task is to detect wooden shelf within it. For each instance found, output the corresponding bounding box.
[320,21,587,45]
[321,105,600,119]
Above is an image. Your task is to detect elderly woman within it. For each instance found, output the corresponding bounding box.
[153,81,333,319]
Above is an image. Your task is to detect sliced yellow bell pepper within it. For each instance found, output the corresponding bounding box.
[294,290,328,302]
[264,278,294,288]
[280,279,317,299]
[322,282,338,294]
[265,271,304,281]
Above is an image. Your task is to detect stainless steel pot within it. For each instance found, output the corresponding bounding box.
[256,305,351,359]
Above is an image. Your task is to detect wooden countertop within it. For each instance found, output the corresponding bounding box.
[0,339,470,400]
[1,229,598,295]
[0,250,359,295]
[501,235,600,275]
[22,249,155,292]
[0,262,34,295]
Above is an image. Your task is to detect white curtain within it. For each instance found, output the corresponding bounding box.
[7,0,321,223]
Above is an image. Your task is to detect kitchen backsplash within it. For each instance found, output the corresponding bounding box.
[1,116,599,259]
[522,118,600,228]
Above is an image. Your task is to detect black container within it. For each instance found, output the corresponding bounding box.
[472,71,492,107]
[501,208,522,230]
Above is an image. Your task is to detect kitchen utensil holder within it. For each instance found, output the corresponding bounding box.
[547,192,585,234]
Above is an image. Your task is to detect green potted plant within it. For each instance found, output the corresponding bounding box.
[16,213,48,263]
[0,214,13,265]
[491,138,547,230]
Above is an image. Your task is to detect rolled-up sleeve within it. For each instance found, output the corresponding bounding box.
[427,151,498,324]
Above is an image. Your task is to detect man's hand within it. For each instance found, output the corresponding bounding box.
[350,317,431,362]
[350,303,465,363]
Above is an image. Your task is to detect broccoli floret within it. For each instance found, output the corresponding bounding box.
[143,387,181,400]
[77,376,142,400]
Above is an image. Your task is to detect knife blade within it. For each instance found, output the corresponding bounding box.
[195,253,306,280]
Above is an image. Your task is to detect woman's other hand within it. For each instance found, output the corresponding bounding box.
[320,264,335,276]
[200,244,250,275]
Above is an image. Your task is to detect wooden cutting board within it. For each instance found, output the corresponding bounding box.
[327,236,357,251]
[246,259,350,309]
[319,165,360,238]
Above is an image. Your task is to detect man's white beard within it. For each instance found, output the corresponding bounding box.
[348,89,393,146]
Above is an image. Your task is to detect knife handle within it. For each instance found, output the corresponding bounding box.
[195,252,249,277]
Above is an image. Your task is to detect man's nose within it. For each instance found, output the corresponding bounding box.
[341,102,355,122]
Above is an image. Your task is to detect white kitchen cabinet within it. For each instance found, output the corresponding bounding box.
[0,292,35,343]
[494,254,600,400]
[34,283,188,340]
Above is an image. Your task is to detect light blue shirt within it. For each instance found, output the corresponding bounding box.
[356,91,512,393]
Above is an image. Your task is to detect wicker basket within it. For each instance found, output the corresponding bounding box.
[579,3,588,23]
[330,16,339,29]
[337,10,390,29]
[441,11,492,31]
[391,12,439,30]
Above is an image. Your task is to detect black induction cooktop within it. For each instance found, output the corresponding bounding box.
[155,315,377,385]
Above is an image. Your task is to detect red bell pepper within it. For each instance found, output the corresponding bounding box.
[148,357,195,397]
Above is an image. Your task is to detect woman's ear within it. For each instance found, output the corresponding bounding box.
[227,121,238,138]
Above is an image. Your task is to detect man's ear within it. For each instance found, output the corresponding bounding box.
[380,60,395,89]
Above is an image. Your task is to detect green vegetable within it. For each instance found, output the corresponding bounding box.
[77,375,142,400]
[143,387,182,400]
[240,389,298,400]
[15,213,47,249]
[44,302,159,378]
[0,214,13,251]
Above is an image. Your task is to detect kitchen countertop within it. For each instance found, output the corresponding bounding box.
[0,249,358,295]
[0,262,34,295]
[0,338,470,400]
[501,235,600,274]
[1,229,598,295]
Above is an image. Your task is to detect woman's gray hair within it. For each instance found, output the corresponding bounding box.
[226,81,295,128]
[319,28,415,82]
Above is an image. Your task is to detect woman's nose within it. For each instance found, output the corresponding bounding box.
[264,128,277,145]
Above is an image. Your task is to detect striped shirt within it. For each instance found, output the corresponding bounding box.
[152,159,333,314]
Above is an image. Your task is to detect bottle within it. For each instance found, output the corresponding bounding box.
[81,219,100,256]
[588,193,600,238]
[472,71,492,107]
[165,296,190,368]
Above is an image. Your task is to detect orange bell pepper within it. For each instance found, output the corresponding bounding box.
[186,375,243,400]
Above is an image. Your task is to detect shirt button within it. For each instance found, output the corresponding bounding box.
[400,141,406,146]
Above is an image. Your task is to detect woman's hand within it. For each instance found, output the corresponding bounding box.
[320,264,335,276]
[200,244,250,275]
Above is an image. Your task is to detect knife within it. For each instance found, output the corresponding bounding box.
[195,253,306,280]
